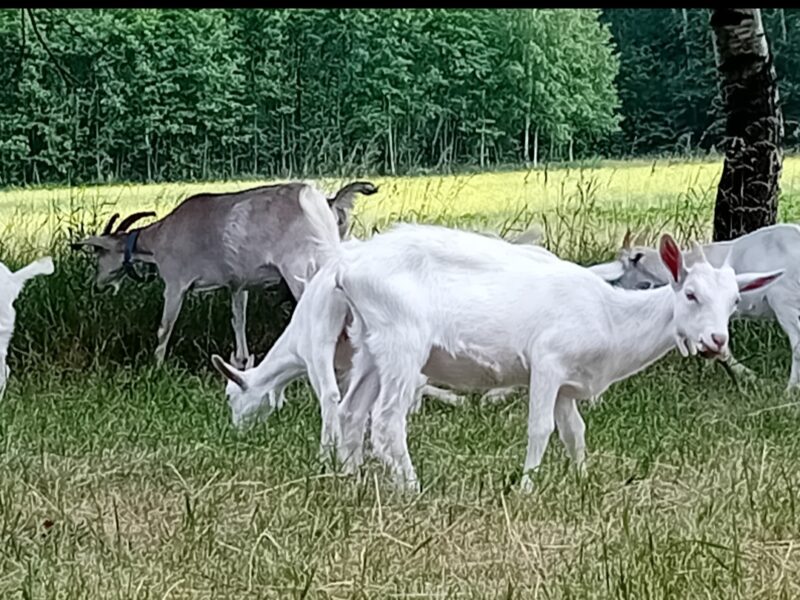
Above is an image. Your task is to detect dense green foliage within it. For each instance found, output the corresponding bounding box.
[602,8,800,156]
[0,8,621,185]
[2,8,799,187]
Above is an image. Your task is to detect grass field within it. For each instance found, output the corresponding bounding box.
[2,158,800,598]
[6,155,800,260]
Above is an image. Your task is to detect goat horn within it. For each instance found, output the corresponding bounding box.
[722,249,733,268]
[102,213,120,236]
[116,211,156,233]
[691,241,708,263]
[622,228,632,250]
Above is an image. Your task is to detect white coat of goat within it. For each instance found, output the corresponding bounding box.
[210,187,561,432]
[0,256,55,398]
[319,224,784,492]
[590,225,800,390]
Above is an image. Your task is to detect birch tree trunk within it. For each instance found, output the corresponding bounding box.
[710,8,783,242]
[524,113,530,164]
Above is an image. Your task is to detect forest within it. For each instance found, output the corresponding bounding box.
[1,8,797,186]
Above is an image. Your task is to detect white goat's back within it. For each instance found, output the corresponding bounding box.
[336,224,611,384]
[715,224,800,274]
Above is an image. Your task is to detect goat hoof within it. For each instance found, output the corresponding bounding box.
[394,477,420,495]
[519,473,538,493]
[479,390,510,405]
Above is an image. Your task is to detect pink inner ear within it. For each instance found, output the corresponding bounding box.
[659,236,682,282]
[740,273,781,292]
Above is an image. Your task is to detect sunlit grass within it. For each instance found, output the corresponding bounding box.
[5,155,800,257]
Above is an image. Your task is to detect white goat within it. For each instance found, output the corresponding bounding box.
[210,187,562,449]
[317,224,783,492]
[0,256,55,398]
[211,186,558,430]
[590,225,800,390]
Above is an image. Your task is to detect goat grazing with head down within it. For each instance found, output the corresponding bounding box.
[294,221,783,493]
[71,181,376,372]
[590,225,800,391]
[210,186,560,439]
[0,256,55,399]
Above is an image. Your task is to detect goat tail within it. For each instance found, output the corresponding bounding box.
[328,181,378,212]
[299,184,342,267]
[12,256,54,286]
[333,262,369,350]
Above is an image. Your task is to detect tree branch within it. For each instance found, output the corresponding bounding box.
[11,8,26,83]
[25,8,78,86]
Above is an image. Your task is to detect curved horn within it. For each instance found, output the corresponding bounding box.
[622,228,632,250]
[102,213,120,236]
[116,211,156,233]
[690,241,708,263]
[723,249,733,267]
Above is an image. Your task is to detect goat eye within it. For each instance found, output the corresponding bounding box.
[631,252,644,266]
[686,292,698,302]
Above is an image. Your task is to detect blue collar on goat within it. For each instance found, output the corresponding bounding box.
[123,229,147,282]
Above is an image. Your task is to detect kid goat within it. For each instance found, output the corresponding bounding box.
[323,223,783,492]
[0,256,54,399]
[590,225,800,390]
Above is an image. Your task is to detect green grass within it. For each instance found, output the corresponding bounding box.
[2,158,800,598]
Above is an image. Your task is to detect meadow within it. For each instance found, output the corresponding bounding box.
[2,157,800,598]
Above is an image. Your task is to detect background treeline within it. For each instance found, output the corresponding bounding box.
[0,8,799,186]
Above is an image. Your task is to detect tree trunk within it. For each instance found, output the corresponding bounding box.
[387,115,396,176]
[533,126,539,168]
[279,116,284,175]
[145,131,152,182]
[252,110,258,176]
[681,9,690,57]
[480,120,486,169]
[524,113,530,164]
[780,9,787,43]
[710,9,783,242]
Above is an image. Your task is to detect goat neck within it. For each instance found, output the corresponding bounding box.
[598,284,678,382]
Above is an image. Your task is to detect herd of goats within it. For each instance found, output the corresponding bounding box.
[1,179,799,491]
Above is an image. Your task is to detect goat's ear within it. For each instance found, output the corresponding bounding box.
[736,269,784,293]
[335,206,350,229]
[211,354,248,390]
[70,236,117,252]
[684,241,708,266]
[588,260,626,283]
[658,234,685,287]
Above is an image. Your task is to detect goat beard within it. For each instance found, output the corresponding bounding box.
[674,335,693,358]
